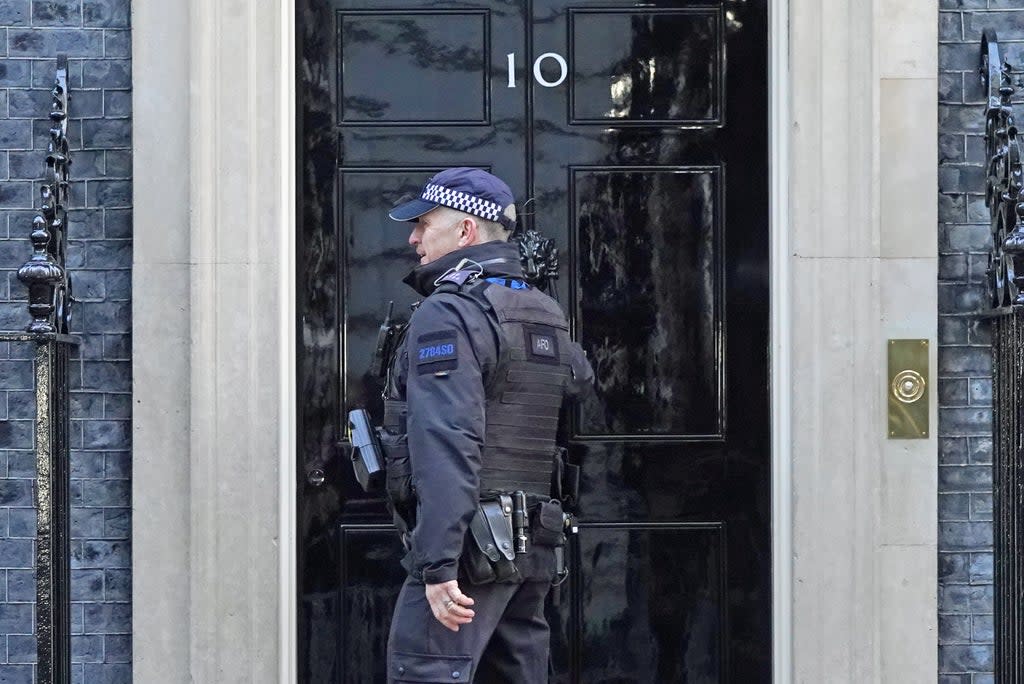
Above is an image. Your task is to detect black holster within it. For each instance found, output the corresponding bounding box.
[461,495,520,585]
[460,496,568,586]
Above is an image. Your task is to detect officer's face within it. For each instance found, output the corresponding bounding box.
[409,209,466,265]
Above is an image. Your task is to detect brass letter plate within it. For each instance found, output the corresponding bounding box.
[888,339,929,439]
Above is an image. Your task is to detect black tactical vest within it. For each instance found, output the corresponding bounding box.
[472,281,573,494]
[385,277,573,497]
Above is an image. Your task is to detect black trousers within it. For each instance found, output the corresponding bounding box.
[387,575,552,683]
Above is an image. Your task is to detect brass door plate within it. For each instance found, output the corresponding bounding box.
[888,339,929,439]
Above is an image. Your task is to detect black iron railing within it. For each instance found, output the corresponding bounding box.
[980,30,1024,683]
[0,54,76,684]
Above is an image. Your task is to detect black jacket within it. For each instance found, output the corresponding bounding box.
[390,240,592,584]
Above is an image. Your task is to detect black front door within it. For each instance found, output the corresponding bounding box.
[297,1,770,681]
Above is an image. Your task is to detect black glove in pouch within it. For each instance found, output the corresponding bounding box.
[531,499,566,547]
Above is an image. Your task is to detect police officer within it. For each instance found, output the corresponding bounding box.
[382,168,592,683]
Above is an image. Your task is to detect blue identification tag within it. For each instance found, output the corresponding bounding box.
[416,330,458,374]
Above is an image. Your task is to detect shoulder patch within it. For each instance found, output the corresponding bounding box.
[416,330,458,374]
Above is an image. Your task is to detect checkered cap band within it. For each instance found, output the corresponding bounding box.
[422,183,504,222]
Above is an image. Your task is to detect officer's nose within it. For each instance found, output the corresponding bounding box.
[408,227,420,246]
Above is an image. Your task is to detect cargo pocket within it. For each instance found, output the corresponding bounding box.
[391,652,472,683]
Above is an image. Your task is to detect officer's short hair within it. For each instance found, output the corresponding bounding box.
[478,204,516,242]
[477,218,510,242]
[449,205,514,242]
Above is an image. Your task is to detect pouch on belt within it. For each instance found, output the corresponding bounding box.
[460,496,520,585]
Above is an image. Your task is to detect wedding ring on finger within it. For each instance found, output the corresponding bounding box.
[443,598,455,611]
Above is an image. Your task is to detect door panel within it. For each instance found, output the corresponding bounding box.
[297,1,769,681]
[337,526,406,684]
[573,166,723,438]
[568,8,723,125]
[338,11,491,125]
[575,523,725,682]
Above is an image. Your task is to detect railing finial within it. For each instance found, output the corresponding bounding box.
[16,53,73,334]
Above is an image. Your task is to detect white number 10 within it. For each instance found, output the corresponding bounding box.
[506,52,568,88]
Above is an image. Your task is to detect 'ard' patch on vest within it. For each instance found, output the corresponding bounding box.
[524,324,560,365]
[416,330,458,374]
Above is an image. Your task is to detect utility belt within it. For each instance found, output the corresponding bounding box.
[348,404,576,586]
[461,491,569,586]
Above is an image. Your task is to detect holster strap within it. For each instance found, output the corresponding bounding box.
[470,499,500,557]
[480,497,516,561]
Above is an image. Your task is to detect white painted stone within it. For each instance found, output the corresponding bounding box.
[788,0,938,677]
[878,442,938,546]
[769,0,793,677]
[134,0,291,680]
[878,0,939,79]
[878,545,938,678]
[791,255,882,683]
[791,0,880,259]
[131,6,190,267]
[131,0,192,679]
[879,258,939,545]
[881,257,938,335]
[880,79,939,258]
[132,264,190,680]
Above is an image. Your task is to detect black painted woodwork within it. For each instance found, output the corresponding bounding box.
[297,2,770,681]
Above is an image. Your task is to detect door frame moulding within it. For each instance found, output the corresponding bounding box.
[768,0,793,680]
[279,0,298,678]
[133,0,298,678]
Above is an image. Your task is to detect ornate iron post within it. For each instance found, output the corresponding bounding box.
[979,31,1024,683]
[0,54,77,684]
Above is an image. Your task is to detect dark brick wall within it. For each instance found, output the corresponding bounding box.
[0,1,131,682]
[938,3,1024,683]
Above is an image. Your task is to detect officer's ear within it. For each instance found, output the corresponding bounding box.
[457,217,479,247]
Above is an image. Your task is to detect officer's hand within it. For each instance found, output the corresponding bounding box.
[425,580,475,632]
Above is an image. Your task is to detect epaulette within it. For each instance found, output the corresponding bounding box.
[432,270,495,313]
[434,268,479,291]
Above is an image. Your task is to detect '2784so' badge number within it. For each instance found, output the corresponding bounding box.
[416,330,458,375]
